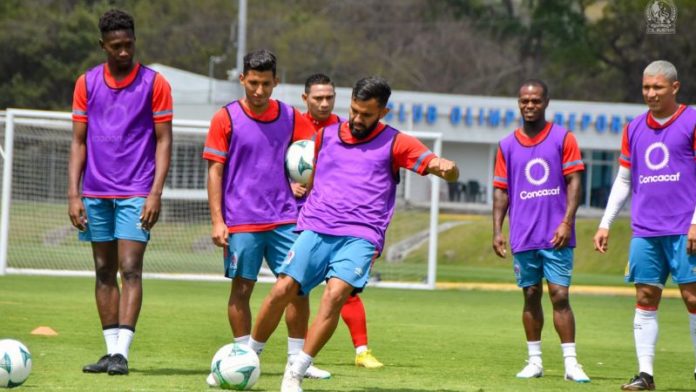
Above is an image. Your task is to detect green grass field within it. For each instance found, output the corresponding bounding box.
[2,275,696,391]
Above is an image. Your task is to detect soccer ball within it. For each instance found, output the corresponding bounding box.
[0,339,32,388]
[285,139,315,185]
[207,343,260,390]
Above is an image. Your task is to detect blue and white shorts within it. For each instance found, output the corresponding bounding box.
[78,197,149,243]
[626,235,696,286]
[278,230,377,295]
[224,224,298,280]
[512,247,574,288]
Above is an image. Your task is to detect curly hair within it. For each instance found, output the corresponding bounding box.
[99,9,135,36]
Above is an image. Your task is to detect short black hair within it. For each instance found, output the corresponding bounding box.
[304,73,334,94]
[243,49,277,77]
[520,78,549,99]
[99,9,135,36]
[352,76,391,108]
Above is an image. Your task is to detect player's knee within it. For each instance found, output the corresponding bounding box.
[270,276,298,299]
[231,280,255,301]
[636,286,662,308]
[681,291,696,311]
[120,267,142,283]
[94,264,118,286]
[523,284,543,302]
[550,295,570,311]
[323,285,350,308]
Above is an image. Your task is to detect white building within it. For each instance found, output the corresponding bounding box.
[150,63,656,210]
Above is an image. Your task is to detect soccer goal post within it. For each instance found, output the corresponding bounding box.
[0,108,443,290]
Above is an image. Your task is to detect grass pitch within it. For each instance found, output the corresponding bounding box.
[2,275,696,391]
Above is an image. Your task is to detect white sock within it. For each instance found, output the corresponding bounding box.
[689,312,696,373]
[561,343,578,369]
[290,351,313,377]
[634,308,658,375]
[356,345,368,355]
[248,337,266,356]
[234,335,250,345]
[103,327,119,355]
[114,327,134,360]
[527,341,542,365]
[287,337,304,358]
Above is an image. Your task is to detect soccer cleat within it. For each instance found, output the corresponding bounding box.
[82,354,111,373]
[516,361,543,379]
[355,350,384,368]
[304,364,331,379]
[564,363,590,383]
[107,353,129,375]
[281,365,303,392]
[620,372,655,391]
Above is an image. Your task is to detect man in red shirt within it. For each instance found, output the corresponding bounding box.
[300,73,383,369]
[204,50,329,379]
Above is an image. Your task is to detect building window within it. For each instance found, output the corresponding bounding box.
[581,150,618,208]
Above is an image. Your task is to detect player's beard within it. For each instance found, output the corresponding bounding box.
[349,119,379,139]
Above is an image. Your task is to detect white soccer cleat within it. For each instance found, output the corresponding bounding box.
[304,364,331,379]
[564,363,590,383]
[281,366,303,392]
[516,361,544,378]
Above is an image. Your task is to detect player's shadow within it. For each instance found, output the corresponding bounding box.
[130,367,206,376]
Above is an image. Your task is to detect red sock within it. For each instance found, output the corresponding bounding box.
[341,295,368,348]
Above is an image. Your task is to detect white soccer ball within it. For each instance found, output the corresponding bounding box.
[207,343,260,390]
[0,339,32,388]
[285,139,315,185]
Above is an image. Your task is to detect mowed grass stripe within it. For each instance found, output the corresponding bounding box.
[1,275,695,391]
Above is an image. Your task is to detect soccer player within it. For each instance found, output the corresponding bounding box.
[300,73,383,369]
[492,80,590,383]
[246,76,459,392]
[593,60,696,391]
[68,9,172,376]
[203,49,329,379]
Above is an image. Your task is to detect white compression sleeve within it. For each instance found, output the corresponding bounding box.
[692,204,696,225]
[599,166,631,229]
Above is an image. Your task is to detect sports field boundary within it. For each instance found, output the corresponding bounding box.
[436,281,682,298]
[5,268,681,298]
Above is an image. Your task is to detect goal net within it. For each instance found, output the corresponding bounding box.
[0,109,442,289]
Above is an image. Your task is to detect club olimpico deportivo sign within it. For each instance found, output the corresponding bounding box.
[382,102,635,135]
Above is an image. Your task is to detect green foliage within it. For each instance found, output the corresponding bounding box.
[2,0,695,109]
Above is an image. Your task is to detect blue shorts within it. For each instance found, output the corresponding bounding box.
[278,230,377,296]
[512,248,574,288]
[626,235,696,285]
[78,197,149,243]
[225,224,298,280]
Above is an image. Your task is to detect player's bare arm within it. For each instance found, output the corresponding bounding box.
[207,161,228,247]
[67,121,88,231]
[426,157,459,182]
[141,121,172,231]
[492,187,509,258]
[551,171,581,249]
